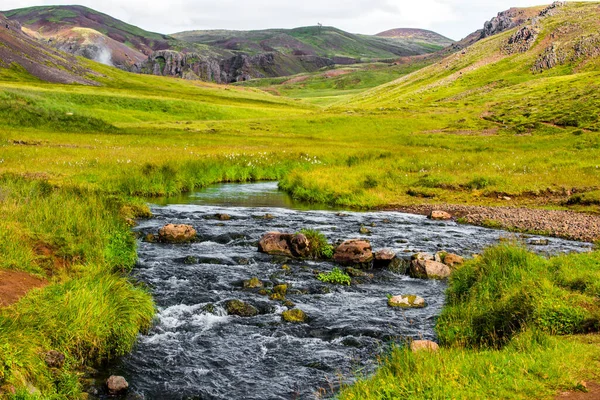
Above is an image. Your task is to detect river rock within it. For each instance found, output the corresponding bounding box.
[215,213,231,221]
[412,252,434,261]
[225,300,259,317]
[258,232,311,258]
[442,253,465,267]
[388,295,426,308]
[243,277,263,289]
[374,249,401,269]
[410,259,452,280]
[282,309,307,323]
[158,224,197,243]
[410,340,439,353]
[44,350,65,369]
[106,376,128,395]
[334,240,373,266]
[428,210,452,220]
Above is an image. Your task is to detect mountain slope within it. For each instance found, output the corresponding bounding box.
[343,1,600,132]
[0,12,96,84]
[3,5,178,70]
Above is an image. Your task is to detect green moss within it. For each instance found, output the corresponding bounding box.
[243,277,264,289]
[225,300,258,317]
[282,309,307,323]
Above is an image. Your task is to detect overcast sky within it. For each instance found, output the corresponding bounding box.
[1,1,590,40]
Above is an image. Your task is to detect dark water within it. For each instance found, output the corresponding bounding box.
[98,182,593,400]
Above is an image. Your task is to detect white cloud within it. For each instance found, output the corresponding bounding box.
[2,0,597,40]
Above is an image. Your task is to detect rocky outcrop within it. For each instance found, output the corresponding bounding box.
[158,224,197,243]
[258,232,311,258]
[106,376,128,395]
[139,50,335,83]
[388,295,426,308]
[410,340,439,352]
[481,10,522,40]
[503,26,538,54]
[410,259,452,280]
[333,240,373,266]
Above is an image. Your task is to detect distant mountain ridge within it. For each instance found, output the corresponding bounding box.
[3,5,456,83]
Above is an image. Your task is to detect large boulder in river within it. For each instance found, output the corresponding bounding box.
[258,232,310,258]
[334,240,373,266]
[410,259,451,280]
[436,252,465,268]
[158,224,196,243]
[106,376,129,395]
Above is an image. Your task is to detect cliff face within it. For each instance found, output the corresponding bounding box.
[139,50,335,83]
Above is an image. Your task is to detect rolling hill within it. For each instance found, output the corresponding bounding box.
[376,28,454,48]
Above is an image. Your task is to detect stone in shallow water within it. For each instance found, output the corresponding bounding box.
[225,300,259,317]
[410,259,452,279]
[334,240,373,266]
[158,224,196,243]
[106,376,128,395]
[388,295,426,308]
[282,309,307,323]
[243,277,264,289]
[428,210,452,220]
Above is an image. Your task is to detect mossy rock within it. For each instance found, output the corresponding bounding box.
[283,300,296,308]
[273,284,288,296]
[388,295,427,308]
[225,300,259,317]
[282,309,307,323]
[345,267,368,277]
[258,289,270,296]
[243,277,264,289]
[269,292,285,301]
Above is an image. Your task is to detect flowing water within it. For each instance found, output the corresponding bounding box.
[96,182,593,400]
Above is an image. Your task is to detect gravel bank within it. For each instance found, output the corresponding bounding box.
[389,204,600,243]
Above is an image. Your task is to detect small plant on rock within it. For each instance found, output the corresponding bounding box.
[317,268,351,286]
[299,229,334,259]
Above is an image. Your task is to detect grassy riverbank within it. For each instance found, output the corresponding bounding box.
[340,246,600,399]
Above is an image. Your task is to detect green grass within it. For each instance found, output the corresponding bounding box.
[299,229,334,259]
[317,268,352,286]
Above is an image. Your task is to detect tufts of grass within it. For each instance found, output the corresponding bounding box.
[317,267,351,286]
[299,229,333,259]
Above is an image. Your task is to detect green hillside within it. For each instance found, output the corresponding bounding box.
[174,25,451,60]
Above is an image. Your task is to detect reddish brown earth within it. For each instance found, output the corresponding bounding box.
[0,270,47,307]
[556,382,600,399]
[0,13,96,84]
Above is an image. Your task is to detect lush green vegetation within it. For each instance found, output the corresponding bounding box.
[317,268,352,286]
[1,2,600,398]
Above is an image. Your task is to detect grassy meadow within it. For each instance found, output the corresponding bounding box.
[1,1,600,398]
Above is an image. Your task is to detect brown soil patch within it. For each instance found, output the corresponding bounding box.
[34,242,72,273]
[283,75,310,85]
[556,382,600,399]
[0,270,47,307]
[322,69,351,78]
